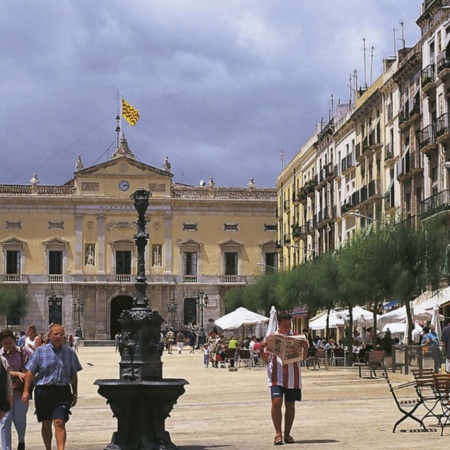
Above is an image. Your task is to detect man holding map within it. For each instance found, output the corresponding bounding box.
[260,311,308,446]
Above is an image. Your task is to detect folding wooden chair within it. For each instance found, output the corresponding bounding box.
[433,374,450,436]
[411,368,442,427]
[307,348,328,370]
[354,350,385,378]
[384,370,426,433]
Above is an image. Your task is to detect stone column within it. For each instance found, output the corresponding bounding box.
[97,214,106,275]
[163,214,173,274]
[74,214,83,275]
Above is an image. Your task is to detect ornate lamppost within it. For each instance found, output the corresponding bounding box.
[74,298,84,338]
[95,188,188,450]
[48,292,62,325]
[167,298,178,330]
[196,290,209,346]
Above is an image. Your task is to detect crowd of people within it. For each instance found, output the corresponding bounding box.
[0,324,82,450]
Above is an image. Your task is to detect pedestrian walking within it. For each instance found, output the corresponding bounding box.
[260,311,308,446]
[0,330,32,450]
[22,324,82,450]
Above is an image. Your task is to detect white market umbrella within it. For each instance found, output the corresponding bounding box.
[336,306,374,327]
[382,321,422,335]
[309,310,344,331]
[431,304,442,339]
[378,305,432,329]
[215,307,269,331]
[266,306,278,337]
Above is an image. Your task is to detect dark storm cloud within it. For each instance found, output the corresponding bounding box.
[0,0,421,188]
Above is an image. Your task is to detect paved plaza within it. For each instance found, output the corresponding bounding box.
[20,346,447,449]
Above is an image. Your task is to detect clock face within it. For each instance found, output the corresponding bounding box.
[118,180,130,191]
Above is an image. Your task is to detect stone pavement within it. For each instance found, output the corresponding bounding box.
[20,346,446,449]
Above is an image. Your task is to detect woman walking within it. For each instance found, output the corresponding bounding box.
[0,330,29,449]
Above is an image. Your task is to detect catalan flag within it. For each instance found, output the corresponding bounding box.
[122,97,140,126]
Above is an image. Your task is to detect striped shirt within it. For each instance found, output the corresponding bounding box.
[267,332,302,389]
[25,343,82,386]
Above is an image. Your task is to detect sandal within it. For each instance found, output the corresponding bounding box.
[284,435,295,444]
[274,435,283,446]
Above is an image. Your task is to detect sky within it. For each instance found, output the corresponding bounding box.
[0,0,423,189]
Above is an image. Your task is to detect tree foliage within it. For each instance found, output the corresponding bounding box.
[224,217,448,345]
[0,285,30,319]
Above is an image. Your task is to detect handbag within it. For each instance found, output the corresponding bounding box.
[12,347,33,397]
[11,347,25,392]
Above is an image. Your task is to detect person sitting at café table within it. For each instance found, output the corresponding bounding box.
[428,324,440,346]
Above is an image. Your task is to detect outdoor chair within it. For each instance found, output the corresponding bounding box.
[237,349,252,368]
[224,348,237,368]
[307,348,328,370]
[332,347,345,366]
[432,374,450,436]
[411,368,442,427]
[383,369,427,433]
[354,350,385,378]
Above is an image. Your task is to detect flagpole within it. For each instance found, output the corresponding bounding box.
[119,91,123,141]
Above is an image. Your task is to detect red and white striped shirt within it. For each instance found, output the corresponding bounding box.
[266,333,302,389]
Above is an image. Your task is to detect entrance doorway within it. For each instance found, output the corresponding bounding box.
[110,295,133,339]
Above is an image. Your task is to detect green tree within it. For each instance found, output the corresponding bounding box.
[0,285,30,320]
[388,217,447,344]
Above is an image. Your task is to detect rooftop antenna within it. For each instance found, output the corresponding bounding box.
[363,38,367,88]
[280,150,286,170]
[354,69,358,94]
[330,94,334,120]
[348,73,353,105]
[370,46,374,85]
[400,21,405,49]
[392,28,397,57]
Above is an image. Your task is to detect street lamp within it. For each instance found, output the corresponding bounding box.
[48,292,62,326]
[347,211,381,223]
[74,298,84,338]
[196,290,209,346]
[166,298,178,330]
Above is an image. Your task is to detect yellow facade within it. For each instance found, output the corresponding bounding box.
[0,137,277,339]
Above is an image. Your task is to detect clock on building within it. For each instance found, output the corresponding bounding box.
[118,180,130,191]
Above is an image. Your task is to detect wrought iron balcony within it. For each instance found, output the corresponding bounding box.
[421,189,450,219]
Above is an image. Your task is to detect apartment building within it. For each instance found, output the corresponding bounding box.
[278,0,450,271]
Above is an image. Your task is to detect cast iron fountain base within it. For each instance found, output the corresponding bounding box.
[95,379,188,450]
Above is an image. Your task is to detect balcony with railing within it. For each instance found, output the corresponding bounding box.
[314,206,333,226]
[421,64,436,92]
[183,275,198,283]
[436,112,450,143]
[341,153,355,175]
[341,201,354,214]
[437,51,450,79]
[420,124,437,154]
[386,102,393,121]
[303,179,317,197]
[0,274,28,283]
[421,189,450,219]
[385,142,394,161]
[218,275,247,283]
[315,164,334,186]
[107,274,132,283]
[48,274,63,283]
[397,151,423,181]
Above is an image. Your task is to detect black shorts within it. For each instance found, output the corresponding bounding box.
[270,386,302,402]
[34,385,72,423]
